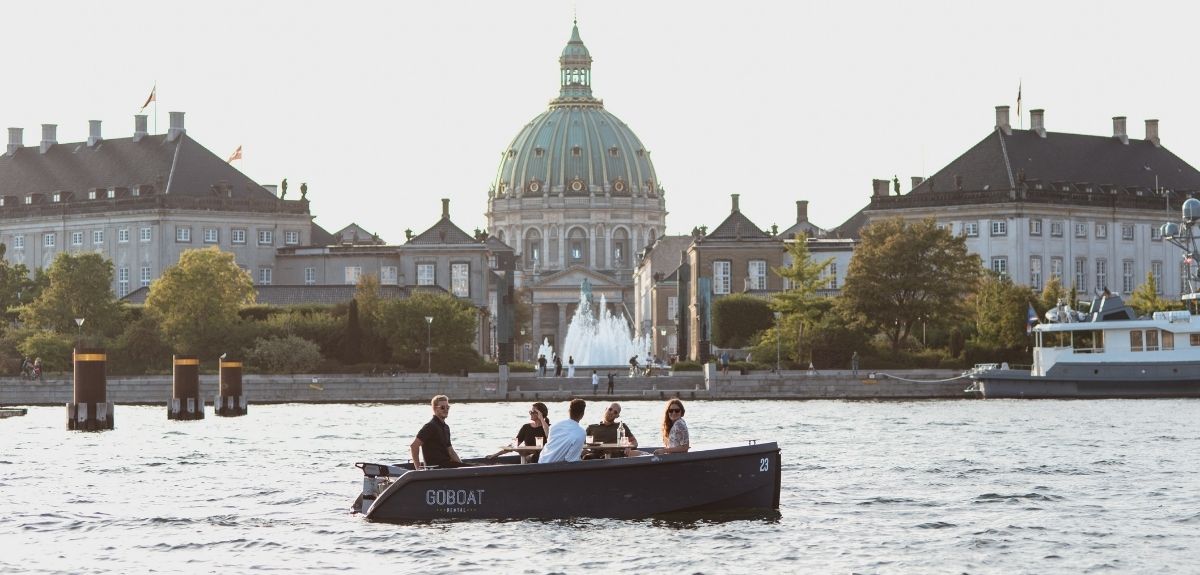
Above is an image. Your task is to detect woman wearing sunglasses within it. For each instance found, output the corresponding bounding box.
[653,399,690,455]
[487,402,550,462]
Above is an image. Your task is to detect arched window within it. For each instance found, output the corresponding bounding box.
[567,227,590,267]
[612,228,630,269]
[524,228,542,268]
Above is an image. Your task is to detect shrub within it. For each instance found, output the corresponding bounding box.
[672,361,703,371]
[711,294,775,348]
[247,335,323,374]
[18,330,75,373]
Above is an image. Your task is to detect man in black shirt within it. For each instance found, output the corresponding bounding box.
[410,395,469,469]
[584,402,637,458]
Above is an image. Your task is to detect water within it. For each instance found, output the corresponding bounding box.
[538,292,651,367]
[2,399,1199,573]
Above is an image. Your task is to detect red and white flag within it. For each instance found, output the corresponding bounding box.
[227,145,242,163]
[139,85,156,112]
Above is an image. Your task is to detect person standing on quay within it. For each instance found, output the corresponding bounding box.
[607,372,615,394]
[568,356,576,378]
[554,354,563,377]
[538,354,547,377]
[851,351,860,376]
[591,369,599,395]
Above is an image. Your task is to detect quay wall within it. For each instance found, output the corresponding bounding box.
[0,370,972,406]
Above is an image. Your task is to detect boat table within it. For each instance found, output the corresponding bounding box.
[498,442,634,463]
[502,445,543,464]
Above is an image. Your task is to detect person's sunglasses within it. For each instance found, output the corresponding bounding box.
[668,408,682,414]
[438,405,450,410]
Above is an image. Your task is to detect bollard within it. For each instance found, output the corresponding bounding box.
[67,347,113,431]
[215,356,247,417]
[168,354,204,420]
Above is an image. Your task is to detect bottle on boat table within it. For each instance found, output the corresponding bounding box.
[617,421,625,446]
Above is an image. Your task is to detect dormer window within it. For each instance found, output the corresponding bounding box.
[23,196,31,205]
[535,147,544,158]
[88,190,97,200]
[636,149,645,157]
[608,147,619,157]
[571,146,581,157]
[52,193,60,202]
[106,189,115,199]
[507,149,516,158]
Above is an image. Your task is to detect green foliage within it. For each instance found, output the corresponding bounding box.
[711,293,774,348]
[247,335,323,374]
[146,247,256,356]
[772,237,833,318]
[971,273,1035,350]
[1129,272,1182,316]
[376,292,481,373]
[20,252,123,338]
[1037,276,1068,315]
[259,308,344,359]
[342,299,363,364]
[948,327,965,358]
[0,245,41,320]
[108,315,173,374]
[839,218,982,351]
[352,274,391,363]
[17,330,74,372]
[671,360,703,371]
[747,299,870,369]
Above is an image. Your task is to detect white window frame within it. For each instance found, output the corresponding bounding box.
[1121,224,1135,241]
[713,260,731,294]
[1051,257,1063,281]
[13,235,23,249]
[990,221,1007,236]
[1096,259,1107,292]
[285,230,300,245]
[344,266,362,285]
[991,256,1008,277]
[1050,221,1064,237]
[964,222,979,237]
[1029,219,1042,236]
[118,228,130,243]
[748,260,767,290]
[417,263,436,286]
[1030,256,1042,290]
[667,296,678,321]
[1152,261,1163,295]
[232,229,247,245]
[176,227,191,243]
[141,266,152,287]
[258,230,274,245]
[1095,223,1107,239]
[71,231,83,246]
[93,230,104,245]
[1075,257,1087,292]
[1123,260,1135,294]
[140,227,152,242]
[451,262,469,297]
[304,267,316,286]
[826,262,838,290]
[381,265,399,286]
[204,228,219,244]
[258,267,272,285]
[1074,223,1088,238]
[118,266,129,297]
[43,233,55,248]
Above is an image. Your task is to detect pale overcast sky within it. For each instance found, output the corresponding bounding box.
[4,1,1197,241]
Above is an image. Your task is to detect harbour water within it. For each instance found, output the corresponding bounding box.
[2,399,1198,573]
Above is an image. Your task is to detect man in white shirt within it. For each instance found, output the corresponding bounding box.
[539,398,586,464]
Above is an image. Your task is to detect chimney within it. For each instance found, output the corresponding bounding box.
[1113,116,1128,145]
[731,193,740,213]
[872,178,890,197]
[6,127,22,155]
[1145,119,1160,147]
[796,200,808,223]
[167,111,185,141]
[133,115,148,142]
[87,120,102,147]
[995,105,1011,135]
[911,176,924,191]
[441,198,450,219]
[1030,109,1046,138]
[39,124,57,153]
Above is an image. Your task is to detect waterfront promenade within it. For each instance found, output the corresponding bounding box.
[0,368,971,405]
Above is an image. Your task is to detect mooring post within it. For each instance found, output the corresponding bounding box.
[168,354,204,420]
[67,347,113,431]
[216,356,247,417]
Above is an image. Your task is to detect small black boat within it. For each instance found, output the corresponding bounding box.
[353,441,782,521]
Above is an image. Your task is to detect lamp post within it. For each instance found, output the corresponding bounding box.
[773,312,782,373]
[425,316,433,374]
[659,327,667,360]
[74,317,85,346]
[520,328,527,362]
[921,316,927,348]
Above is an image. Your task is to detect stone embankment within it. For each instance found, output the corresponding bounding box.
[0,368,973,406]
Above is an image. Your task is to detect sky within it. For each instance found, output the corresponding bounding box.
[5,1,1200,241]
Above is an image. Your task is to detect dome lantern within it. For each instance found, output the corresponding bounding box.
[554,20,599,106]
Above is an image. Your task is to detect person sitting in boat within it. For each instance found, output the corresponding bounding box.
[410,395,471,469]
[584,402,637,459]
[486,402,550,462]
[539,398,586,464]
[653,399,690,455]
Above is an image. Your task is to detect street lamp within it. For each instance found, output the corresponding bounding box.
[773,312,782,373]
[74,317,85,346]
[921,315,927,348]
[659,327,667,360]
[520,328,527,362]
[425,316,433,374]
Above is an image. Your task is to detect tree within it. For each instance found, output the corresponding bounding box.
[341,299,364,364]
[711,294,774,348]
[1037,276,1068,317]
[20,252,123,339]
[353,273,391,362]
[247,335,322,374]
[1129,272,1182,316]
[376,292,480,372]
[839,218,982,351]
[971,273,1034,350]
[145,247,256,356]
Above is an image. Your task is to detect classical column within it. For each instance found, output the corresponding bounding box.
[532,302,542,350]
[557,303,568,348]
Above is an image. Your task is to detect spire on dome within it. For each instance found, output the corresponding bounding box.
[553,20,600,107]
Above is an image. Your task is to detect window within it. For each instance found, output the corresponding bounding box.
[71,232,83,246]
[52,192,60,202]
[991,221,1007,236]
[713,261,731,294]
[93,230,104,245]
[748,260,767,290]
[1191,333,1200,347]
[1095,223,1107,239]
[285,231,300,245]
[304,267,316,285]
[106,189,114,199]
[204,228,218,243]
[1030,256,1042,290]
[451,263,469,297]
[118,228,129,243]
[118,266,129,297]
[1146,329,1160,352]
[258,230,273,245]
[1151,226,1163,241]
[88,190,97,200]
[991,257,1008,277]
[13,235,23,249]
[1051,257,1063,281]
[44,233,55,248]
[1050,221,1064,237]
[1123,260,1135,294]
[570,241,582,262]
[827,262,838,290]
[140,227,152,242]
[1029,219,1042,236]
[140,266,151,287]
[1096,259,1107,292]
[176,227,190,242]
[1152,261,1163,295]
[1163,331,1175,351]
[667,296,678,321]
[381,266,398,285]
[258,267,272,285]
[23,196,31,205]
[1074,223,1087,238]
[1075,257,1087,292]
[344,266,362,285]
[963,222,979,237]
[232,229,246,244]
[1131,330,1144,352]
[1122,224,1135,241]
[417,263,435,286]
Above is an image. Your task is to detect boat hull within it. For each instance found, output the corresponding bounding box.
[358,442,781,521]
[970,365,1200,399]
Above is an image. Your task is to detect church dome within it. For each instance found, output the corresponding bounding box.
[491,22,659,199]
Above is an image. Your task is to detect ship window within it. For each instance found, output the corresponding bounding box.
[1146,329,1160,352]
[1191,333,1200,347]
[1130,330,1144,352]
[1162,331,1174,351]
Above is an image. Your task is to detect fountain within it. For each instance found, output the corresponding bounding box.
[535,283,651,367]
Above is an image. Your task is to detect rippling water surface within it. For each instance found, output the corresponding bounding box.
[2,399,1198,574]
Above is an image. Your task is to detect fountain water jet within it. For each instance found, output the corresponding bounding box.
[535,285,651,367]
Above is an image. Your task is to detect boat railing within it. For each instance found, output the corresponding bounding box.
[1071,346,1105,354]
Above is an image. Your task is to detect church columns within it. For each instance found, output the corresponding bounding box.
[532,303,542,351]
[557,303,568,349]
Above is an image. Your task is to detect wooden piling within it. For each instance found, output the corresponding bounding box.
[215,357,247,417]
[168,355,204,420]
[67,348,113,431]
